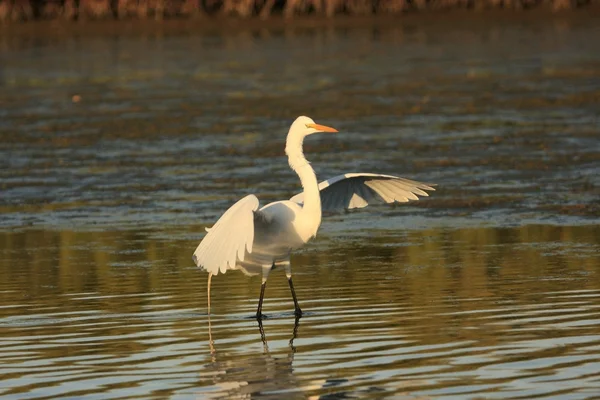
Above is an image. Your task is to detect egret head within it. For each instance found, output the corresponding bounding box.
[290,116,338,136]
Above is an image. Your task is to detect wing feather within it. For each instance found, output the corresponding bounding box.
[343,178,356,209]
[366,180,395,203]
[377,180,404,202]
[382,180,417,201]
[389,179,429,197]
[355,181,379,206]
[389,180,429,197]
[348,184,369,208]
[192,194,260,275]
[290,173,435,213]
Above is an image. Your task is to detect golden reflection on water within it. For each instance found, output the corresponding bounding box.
[1,224,599,398]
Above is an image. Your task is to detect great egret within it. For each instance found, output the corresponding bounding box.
[193,116,435,319]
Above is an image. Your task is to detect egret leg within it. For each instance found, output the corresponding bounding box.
[207,272,213,315]
[207,273,215,357]
[288,278,302,317]
[256,281,267,319]
[284,261,302,317]
[256,265,272,320]
[208,312,215,357]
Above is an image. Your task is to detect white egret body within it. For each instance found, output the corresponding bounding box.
[193,116,435,318]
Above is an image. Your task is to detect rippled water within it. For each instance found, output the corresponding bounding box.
[1,226,600,398]
[1,14,600,399]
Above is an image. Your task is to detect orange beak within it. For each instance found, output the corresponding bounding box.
[307,123,338,133]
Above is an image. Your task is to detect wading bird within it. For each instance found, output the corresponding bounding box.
[193,116,435,319]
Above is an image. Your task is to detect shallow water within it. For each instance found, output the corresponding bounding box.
[1,14,600,399]
[1,226,600,398]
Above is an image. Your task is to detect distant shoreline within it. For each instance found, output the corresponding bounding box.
[1,7,599,36]
[1,0,599,26]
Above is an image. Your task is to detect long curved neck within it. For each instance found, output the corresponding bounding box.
[286,133,322,227]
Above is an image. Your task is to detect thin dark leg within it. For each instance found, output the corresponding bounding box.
[288,277,303,317]
[256,281,267,320]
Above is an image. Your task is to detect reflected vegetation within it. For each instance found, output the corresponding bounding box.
[1,224,599,397]
[2,224,598,314]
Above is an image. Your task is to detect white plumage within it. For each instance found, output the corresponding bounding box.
[193,116,435,319]
[290,173,435,212]
[193,194,259,276]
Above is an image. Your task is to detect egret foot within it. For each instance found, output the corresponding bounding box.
[255,311,269,320]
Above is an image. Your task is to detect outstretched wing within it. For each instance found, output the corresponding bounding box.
[192,194,261,275]
[290,173,435,212]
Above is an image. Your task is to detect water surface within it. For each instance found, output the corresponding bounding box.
[1,225,600,398]
[1,14,600,399]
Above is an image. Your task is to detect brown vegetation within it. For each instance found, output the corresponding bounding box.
[0,0,596,21]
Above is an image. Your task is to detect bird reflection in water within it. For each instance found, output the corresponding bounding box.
[257,316,301,354]
[203,316,306,399]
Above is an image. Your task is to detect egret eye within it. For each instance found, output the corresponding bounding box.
[305,124,311,128]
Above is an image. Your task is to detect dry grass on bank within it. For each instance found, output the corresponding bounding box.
[0,0,597,22]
